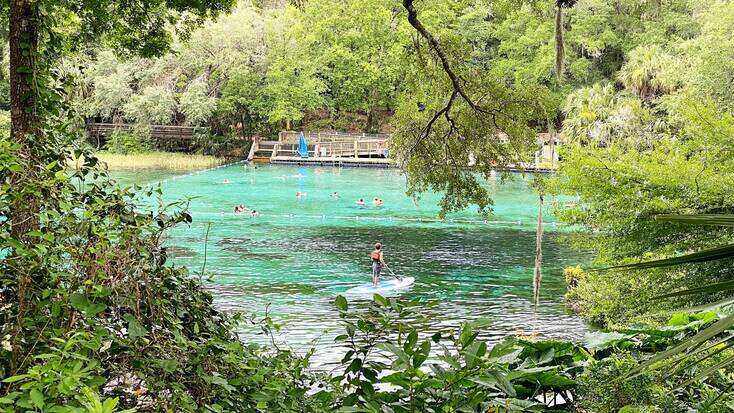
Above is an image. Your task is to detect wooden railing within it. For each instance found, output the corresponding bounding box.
[274,140,388,159]
[86,123,201,139]
[278,130,389,145]
[86,123,203,151]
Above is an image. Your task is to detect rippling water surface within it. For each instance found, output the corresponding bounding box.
[121,163,589,366]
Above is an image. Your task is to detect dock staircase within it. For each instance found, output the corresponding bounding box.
[247,140,279,163]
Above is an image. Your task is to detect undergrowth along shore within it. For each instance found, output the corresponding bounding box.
[95,151,227,171]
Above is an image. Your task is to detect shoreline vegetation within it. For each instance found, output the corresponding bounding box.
[4,0,734,411]
[95,151,227,171]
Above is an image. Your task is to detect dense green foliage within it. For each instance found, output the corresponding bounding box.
[78,1,410,138]
[4,0,734,411]
[555,1,734,326]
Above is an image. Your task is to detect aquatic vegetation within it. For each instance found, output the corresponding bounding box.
[164,245,198,258]
[96,151,227,171]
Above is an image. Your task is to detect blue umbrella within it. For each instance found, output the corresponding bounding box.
[298,132,309,158]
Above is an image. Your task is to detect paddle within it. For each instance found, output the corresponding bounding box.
[382,263,403,281]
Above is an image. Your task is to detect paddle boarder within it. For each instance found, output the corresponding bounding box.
[370,242,385,286]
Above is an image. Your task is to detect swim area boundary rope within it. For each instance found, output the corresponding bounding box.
[135,161,568,229]
[198,211,566,228]
[144,159,249,188]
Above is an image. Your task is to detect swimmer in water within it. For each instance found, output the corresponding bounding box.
[331,191,339,199]
[373,197,384,207]
[223,179,230,184]
[251,210,260,217]
[296,191,307,200]
[356,198,366,206]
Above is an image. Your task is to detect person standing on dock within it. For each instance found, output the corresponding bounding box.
[370,243,385,286]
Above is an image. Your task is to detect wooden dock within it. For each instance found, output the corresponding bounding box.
[248,131,393,167]
[86,123,201,151]
[248,130,562,172]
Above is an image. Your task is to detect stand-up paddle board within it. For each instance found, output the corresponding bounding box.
[344,276,415,297]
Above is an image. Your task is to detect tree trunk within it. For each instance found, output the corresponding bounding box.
[10,0,39,144]
[365,108,375,134]
[554,5,565,82]
[533,195,544,305]
[9,0,41,239]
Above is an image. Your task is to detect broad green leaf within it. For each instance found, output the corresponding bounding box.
[123,314,148,339]
[377,342,410,365]
[413,340,431,368]
[381,372,410,388]
[584,331,634,350]
[469,376,498,388]
[2,375,29,383]
[69,293,106,317]
[335,295,348,311]
[459,323,476,348]
[404,330,418,352]
[373,293,388,307]
[29,389,44,409]
[488,370,516,397]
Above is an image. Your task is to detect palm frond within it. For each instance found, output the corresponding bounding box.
[606,243,734,270]
[654,214,734,227]
[656,279,734,299]
[681,297,734,313]
[632,313,734,376]
[678,353,734,388]
[620,214,734,383]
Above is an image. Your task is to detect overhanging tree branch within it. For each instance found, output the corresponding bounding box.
[402,0,483,113]
[401,0,531,166]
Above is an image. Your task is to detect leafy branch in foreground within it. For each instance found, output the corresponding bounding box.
[393,0,553,216]
[325,293,732,412]
[600,214,734,384]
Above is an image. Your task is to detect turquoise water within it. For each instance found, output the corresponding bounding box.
[126,163,588,365]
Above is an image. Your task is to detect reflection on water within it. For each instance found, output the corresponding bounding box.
[124,163,589,366]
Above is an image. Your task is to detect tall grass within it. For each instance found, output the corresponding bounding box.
[96,151,228,171]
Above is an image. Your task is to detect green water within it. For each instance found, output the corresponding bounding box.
[127,163,588,365]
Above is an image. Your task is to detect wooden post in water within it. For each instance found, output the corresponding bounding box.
[533,194,544,305]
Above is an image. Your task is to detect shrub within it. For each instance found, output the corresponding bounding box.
[0,110,10,139]
[104,129,150,154]
[576,354,683,413]
[1,141,322,411]
[191,129,248,157]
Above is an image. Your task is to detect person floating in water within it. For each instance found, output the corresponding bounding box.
[373,197,384,207]
[296,191,307,201]
[370,243,385,286]
[331,191,339,199]
[250,210,260,217]
[356,198,365,206]
[222,179,230,184]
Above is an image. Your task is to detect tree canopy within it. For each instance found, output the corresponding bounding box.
[3,0,734,411]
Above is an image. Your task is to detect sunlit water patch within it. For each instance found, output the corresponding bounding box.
[119,163,589,366]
